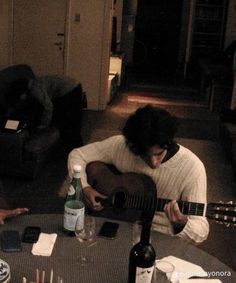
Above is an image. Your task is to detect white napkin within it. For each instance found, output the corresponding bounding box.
[31,233,57,256]
[157,256,208,283]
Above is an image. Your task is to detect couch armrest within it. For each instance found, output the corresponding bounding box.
[0,130,30,163]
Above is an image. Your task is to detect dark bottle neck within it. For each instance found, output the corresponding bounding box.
[140,220,152,245]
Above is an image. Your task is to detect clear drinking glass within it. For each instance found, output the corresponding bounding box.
[75,215,96,266]
[153,260,175,282]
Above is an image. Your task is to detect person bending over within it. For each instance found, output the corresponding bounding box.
[67,105,209,243]
[6,75,84,152]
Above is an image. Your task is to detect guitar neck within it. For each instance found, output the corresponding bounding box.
[125,194,206,217]
[100,190,236,225]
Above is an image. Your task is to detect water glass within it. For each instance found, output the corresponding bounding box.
[75,215,96,266]
[153,260,175,282]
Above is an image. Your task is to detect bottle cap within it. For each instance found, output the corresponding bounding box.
[73,165,82,172]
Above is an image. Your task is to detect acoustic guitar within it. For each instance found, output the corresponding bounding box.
[87,162,236,226]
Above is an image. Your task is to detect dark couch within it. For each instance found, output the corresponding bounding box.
[0,64,83,179]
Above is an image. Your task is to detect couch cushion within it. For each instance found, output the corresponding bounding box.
[24,127,60,159]
[0,130,30,162]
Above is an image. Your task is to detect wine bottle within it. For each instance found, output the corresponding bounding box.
[63,165,85,236]
[128,220,156,283]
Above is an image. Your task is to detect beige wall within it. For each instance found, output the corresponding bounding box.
[0,0,12,69]
[66,0,112,110]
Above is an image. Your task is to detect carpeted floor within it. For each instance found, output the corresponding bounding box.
[1,91,236,270]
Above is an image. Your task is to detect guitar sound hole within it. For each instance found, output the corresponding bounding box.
[113,191,126,208]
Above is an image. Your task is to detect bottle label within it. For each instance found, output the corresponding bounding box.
[135,266,154,283]
[64,202,85,231]
[75,213,85,231]
[68,185,76,196]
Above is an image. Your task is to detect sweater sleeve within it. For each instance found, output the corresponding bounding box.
[176,216,209,243]
[174,162,209,243]
[67,136,120,188]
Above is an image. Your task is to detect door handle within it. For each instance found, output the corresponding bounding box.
[54,42,63,46]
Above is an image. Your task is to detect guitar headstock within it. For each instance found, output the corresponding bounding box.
[207,201,236,227]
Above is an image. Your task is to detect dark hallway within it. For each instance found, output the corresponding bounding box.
[131,0,184,85]
[121,0,230,107]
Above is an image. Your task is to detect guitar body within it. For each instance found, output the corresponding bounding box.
[86,161,236,226]
[86,161,157,221]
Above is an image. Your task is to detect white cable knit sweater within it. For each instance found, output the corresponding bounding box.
[68,135,209,243]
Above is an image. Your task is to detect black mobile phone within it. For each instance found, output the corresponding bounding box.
[98,221,119,239]
[22,226,41,243]
[1,230,22,252]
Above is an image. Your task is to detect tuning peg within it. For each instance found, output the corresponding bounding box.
[216,220,232,227]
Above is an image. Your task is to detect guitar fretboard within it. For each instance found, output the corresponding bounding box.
[124,194,206,216]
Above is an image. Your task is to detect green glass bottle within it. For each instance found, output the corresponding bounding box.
[63,165,85,236]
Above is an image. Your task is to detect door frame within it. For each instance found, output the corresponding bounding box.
[63,0,70,76]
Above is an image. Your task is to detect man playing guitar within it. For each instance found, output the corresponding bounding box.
[67,105,209,244]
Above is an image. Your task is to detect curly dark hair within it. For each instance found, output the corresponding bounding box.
[122,105,178,155]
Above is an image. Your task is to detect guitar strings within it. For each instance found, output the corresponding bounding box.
[122,194,235,225]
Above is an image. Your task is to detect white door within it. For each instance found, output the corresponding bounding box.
[12,0,67,76]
